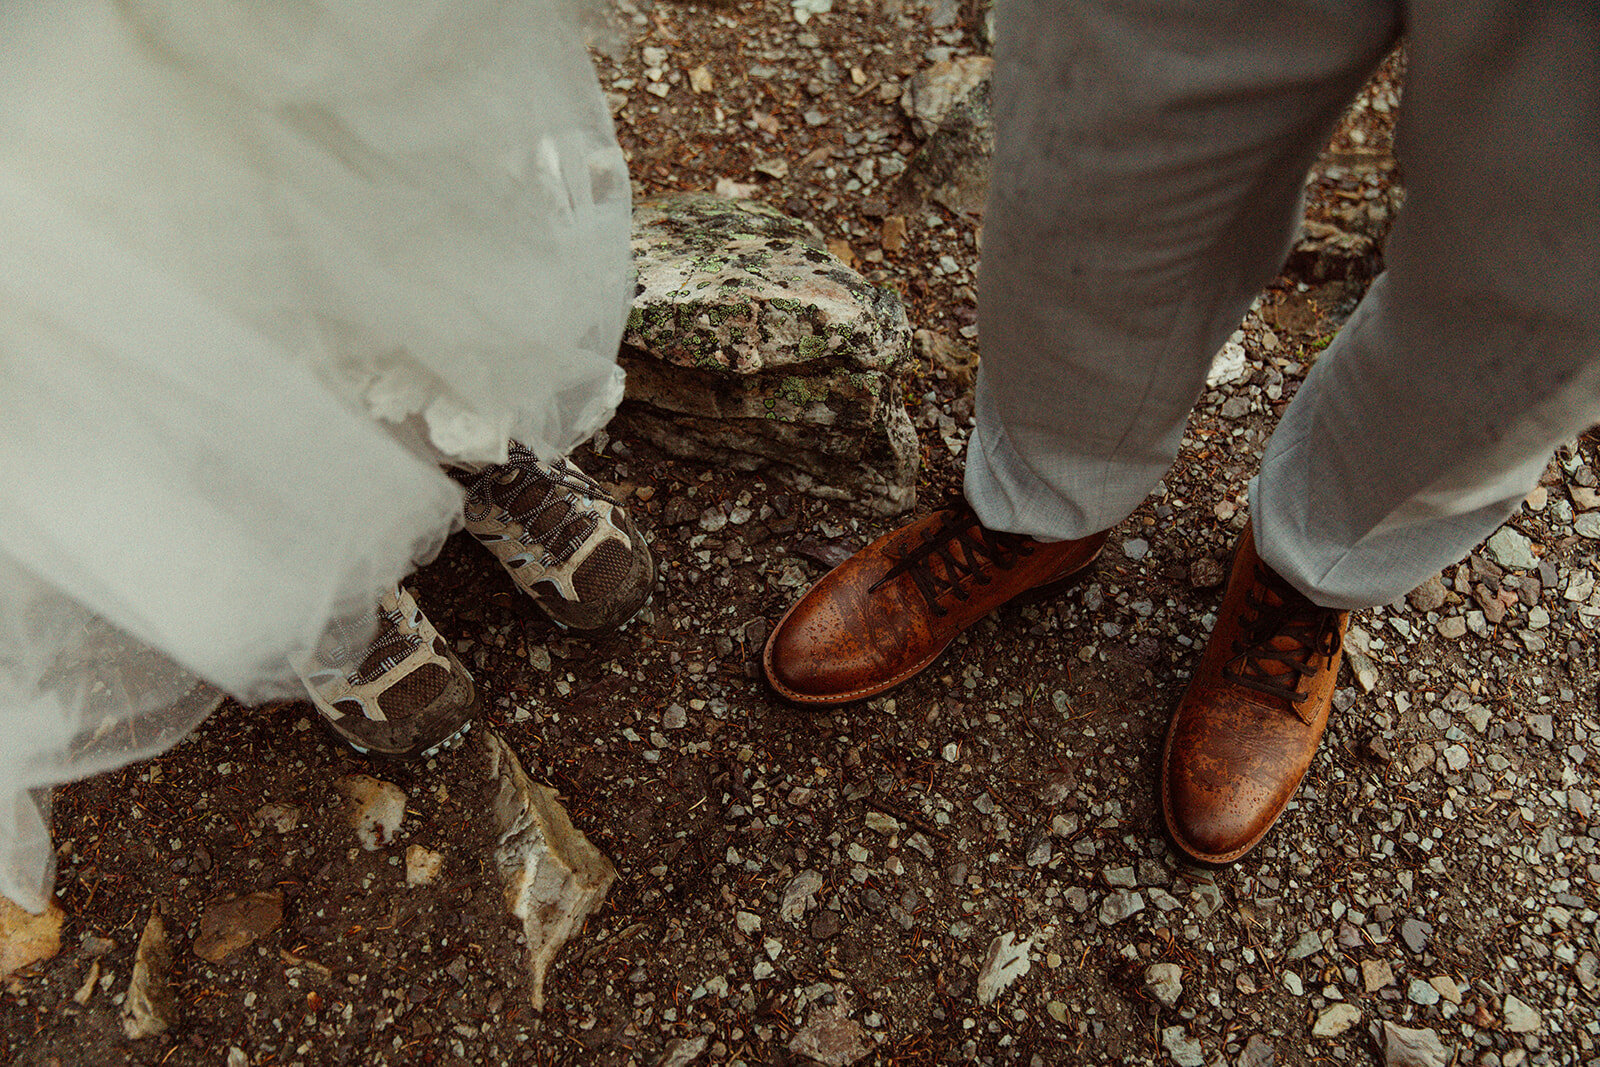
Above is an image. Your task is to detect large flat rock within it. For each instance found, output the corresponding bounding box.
[618,194,918,515]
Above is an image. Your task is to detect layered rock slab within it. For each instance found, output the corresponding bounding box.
[620,194,917,515]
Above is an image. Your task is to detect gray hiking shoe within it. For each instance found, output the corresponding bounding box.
[458,442,654,631]
[293,587,477,758]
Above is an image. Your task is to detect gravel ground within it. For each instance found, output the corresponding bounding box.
[3,2,1596,1065]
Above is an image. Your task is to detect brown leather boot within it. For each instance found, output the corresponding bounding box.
[1161,525,1349,864]
[763,499,1107,705]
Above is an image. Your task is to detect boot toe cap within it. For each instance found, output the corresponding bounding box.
[763,597,884,705]
[1162,736,1297,864]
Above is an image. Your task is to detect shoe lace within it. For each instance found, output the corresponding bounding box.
[317,603,417,686]
[1221,563,1342,720]
[869,499,1035,617]
[463,445,613,560]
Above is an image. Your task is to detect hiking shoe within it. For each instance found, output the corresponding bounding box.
[458,442,654,631]
[764,497,1106,705]
[1160,525,1349,864]
[294,586,477,758]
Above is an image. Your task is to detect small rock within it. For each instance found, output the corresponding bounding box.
[781,870,825,923]
[1407,978,1441,1005]
[1576,951,1599,994]
[1099,890,1145,925]
[121,913,177,1039]
[1160,1025,1205,1067]
[786,1004,873,1066]
[1207,340,1248,387]
[662,704,688,730]
[1312,1003,1360,1038]
[0,894,64,978]
[1428,975,1462,1004]
[1382,1022,1451,1067]
[1145,962,1182,1008]
[1122,538,1150,562]
[1103,866,1137,888]
[252,803,300,834]
[1399,917,1432,955]
[1349,650,1382,692]
[73,958,101,1005]
[863,811,901,835]
[1407,576,1449,612]
[810,910,843,941]
[899,55,993,137]
[336,775,408,850]
[1435,616,1468,639]
[405,845,444,888]
[735,911,762,936]
[660,1035,710,1067]
[1362,958,1395,992]
[1486,527,1538,570]
[975,932,1032,1005]
[194,892,284,964]
[1502,993,1540,1033]
[1238,1034,1276,1067]
[1287,930,1324,960]
[1025,835,1052,867]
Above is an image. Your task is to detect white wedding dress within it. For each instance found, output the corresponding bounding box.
[0,0,633,911]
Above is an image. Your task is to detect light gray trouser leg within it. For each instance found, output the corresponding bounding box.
[966,0,1600,609]
[1253,2,1600,607]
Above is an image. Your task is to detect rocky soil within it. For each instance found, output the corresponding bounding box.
[3,2,1596,1066]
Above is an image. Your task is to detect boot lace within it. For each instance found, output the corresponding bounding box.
[869,500,1035,617]
[1222,563,1342,721]
[461,447,614,561]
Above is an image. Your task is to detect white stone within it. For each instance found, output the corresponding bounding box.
[1312,1002,1361,1038]
[791,0,833,25]
[975,932,1033,1006]
[781,870,825,922]
[1161,1025,1206,1067]
[336,775,408,851]
[121,914,176,1040]
[479,730,617,1012]
[1503,993,1541,1033]
[405,845,444,887]
[863,811,901,835]
[1206,341,1248,387]
[1382,1022,1451,1067]
[1145,962,1183,1008]
[1098,890,1145,925]
[1486,527,1539,570]
[898,55,994,138]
